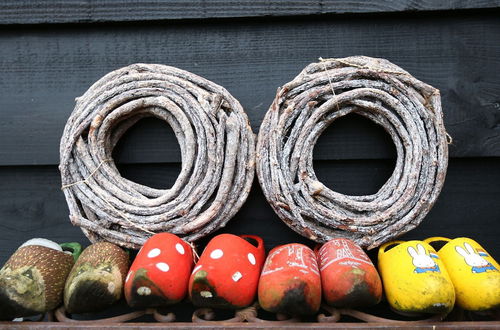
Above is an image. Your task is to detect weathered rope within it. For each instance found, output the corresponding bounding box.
[256,56,448,249]
[59,63,255,249]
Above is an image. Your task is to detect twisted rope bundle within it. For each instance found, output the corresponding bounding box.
[256,56,448,249]
[60,63,255,249]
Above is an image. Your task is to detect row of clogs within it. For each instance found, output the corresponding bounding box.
[0,234,498,320]
[0,238,129,320]
[379,238,500,314]
[127,234,383,316]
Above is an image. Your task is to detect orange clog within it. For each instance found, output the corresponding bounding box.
[189,234,265,309]
[124,233,194,308]
[317,238,382,308]
[258,243,321,316]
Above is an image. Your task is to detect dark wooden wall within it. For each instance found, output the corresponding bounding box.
[0,1,499,266]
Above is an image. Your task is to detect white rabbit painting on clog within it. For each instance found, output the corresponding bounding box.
[455,243,498,273]
[408,244,440,273]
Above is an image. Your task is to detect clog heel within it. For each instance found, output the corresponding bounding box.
[125,233,194,308]
[378,240,455,315]
[317,238,382,308]
[258,243,321,316]
[189,234,265,309]
[424,237,500,312]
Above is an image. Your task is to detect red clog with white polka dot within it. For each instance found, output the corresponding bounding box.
[258,243,321,316]
[124,233,194,308]
[189,234,265,309]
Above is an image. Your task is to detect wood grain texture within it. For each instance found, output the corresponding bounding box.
[1,0,500,25]
[0,12,499,165]
[1,158,498,266]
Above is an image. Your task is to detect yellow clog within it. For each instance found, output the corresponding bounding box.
[424,237,500,311]
[378,240,455,315]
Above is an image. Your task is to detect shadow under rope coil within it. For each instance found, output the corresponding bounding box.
[256,56,449,249]
[59,63,255,249]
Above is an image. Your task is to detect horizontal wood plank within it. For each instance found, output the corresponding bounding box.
[2,321,500,328]
[1,1,500,25]
[0,158,498,266]
[0,13,499,165]
[1,321,500,328]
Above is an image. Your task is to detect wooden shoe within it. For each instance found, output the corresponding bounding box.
[0,238,77,320]
[317,238,382,308]
[378,240,455,315]
[425,237,500,311]
[258,243,321,316]
[125,233,194,308]
[64,242,129,314]
[189,234,265,309]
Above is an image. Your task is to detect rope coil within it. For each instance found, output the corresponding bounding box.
[256,56,448,249]
[59,63,255,249]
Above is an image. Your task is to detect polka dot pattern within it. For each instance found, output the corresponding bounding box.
[147,248,161,258]
[210,249,224,259]
[248,253,256,265]
[232,271,243,282]
[156,262,169,272]
[176,243,185,255]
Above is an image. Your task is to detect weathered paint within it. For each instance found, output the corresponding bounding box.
[425,237,500,311]
[317,238,382,307]
[125,233,194,308]
[0,242,74,320]
[258,243,321,316]
[189,234,265,309]
[378,240,455,315]
[64,242,129,314]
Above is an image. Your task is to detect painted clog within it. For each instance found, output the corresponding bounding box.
[64,242,129,314]
[378,240,455,315]
[317,238,382,308]
[0,238,77,320]
[125,233,194,308]
[424,237,500,311]
[258,243,321,316]
[189,234,265,309]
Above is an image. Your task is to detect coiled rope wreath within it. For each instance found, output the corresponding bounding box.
[60,64,255,249]
[257,56,449,249]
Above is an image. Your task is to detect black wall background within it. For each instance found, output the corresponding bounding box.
[0,1,499,267]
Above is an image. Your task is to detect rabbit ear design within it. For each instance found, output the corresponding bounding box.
[464,243,476,254]
[456,246,468,257]
[417,244,426,255]
[407,246,418,258]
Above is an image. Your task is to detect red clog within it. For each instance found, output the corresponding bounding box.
[258,243,321,316]
[317,238,382,308]
[189,234,265,309]
[124,233,194,308]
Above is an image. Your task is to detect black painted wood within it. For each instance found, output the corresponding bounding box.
[1,0,499,25]
[1,158,498,266]
[0,12,499,165]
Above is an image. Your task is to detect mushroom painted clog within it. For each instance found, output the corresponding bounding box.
[189,234,265,309]
[0,238,77,320]
[317,238,382,308]
[425,237,500,311]
[64,242,129,314]
[378,240,455,315]
[258,243,321,316]
[125,233,194,308]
